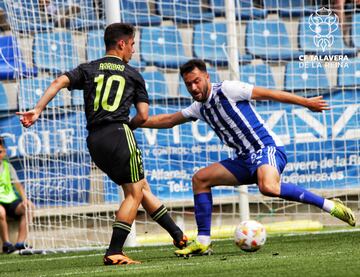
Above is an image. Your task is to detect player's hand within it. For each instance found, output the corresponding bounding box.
[21,198,29,207]
[306,96,330,112]
[16,109,41,128]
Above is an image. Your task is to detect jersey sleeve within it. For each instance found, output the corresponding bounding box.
[133,73,149,104]
[221,80,254,102]
[181,102,202,121]
[63,64,86,90]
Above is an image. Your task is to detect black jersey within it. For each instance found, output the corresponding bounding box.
[64,55,149,130]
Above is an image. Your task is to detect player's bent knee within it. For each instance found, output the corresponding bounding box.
[258,186,272,196]
[128,189,143,201]
[122,191,143,207]
[192,176,205,192]
[192,170,210,186]
[258,183,279,197]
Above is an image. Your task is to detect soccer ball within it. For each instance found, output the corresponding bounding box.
[234,220,266,252]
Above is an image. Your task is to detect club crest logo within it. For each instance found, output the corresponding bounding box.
[308,7,339,52]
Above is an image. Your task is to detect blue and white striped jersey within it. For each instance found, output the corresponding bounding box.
[181,81,283,156]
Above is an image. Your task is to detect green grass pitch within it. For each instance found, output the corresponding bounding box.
[1,230,360,277]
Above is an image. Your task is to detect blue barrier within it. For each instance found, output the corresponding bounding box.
[1,89,359,204]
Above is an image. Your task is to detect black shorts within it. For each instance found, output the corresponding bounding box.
[87,123,144,185]
[0,198,22,219]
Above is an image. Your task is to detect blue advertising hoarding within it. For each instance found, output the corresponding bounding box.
[0,112,91,206]
[1,89,359,205]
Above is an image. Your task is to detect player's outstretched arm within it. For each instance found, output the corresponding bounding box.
[251,86,330,112]
[14,181,29,206]
[129,102,149,130]
[16,75,70,128]
[141,111,190,129]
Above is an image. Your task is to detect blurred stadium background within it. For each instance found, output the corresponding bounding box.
[0,0,359,252]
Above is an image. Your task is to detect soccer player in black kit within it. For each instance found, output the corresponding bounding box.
[17,23,187,265]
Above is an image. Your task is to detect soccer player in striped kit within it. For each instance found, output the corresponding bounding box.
[17,23,187,265]
[141,59,356,256]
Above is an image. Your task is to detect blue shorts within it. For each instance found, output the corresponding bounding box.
[220,146,287,185]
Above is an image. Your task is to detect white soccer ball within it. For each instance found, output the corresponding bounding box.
[234,220,266,252]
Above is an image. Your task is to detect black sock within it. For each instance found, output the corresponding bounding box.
[150,205,183,242]
[106,221,131,256]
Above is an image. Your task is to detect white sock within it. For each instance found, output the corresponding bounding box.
[322,199,335,213]
[197,235,211,246]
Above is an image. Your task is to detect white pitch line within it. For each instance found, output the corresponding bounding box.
[271,228,360,237]
[0,253,101,265]
[38,261,215,277]
[2,230,359,271]
[0,247,170,266]
[37,250,354,277]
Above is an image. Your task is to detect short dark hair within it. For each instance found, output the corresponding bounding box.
[180,59,207,77]
[104,23,135,51]
[0,136,5,147]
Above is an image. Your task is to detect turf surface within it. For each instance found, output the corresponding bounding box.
[1,230,360,277]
